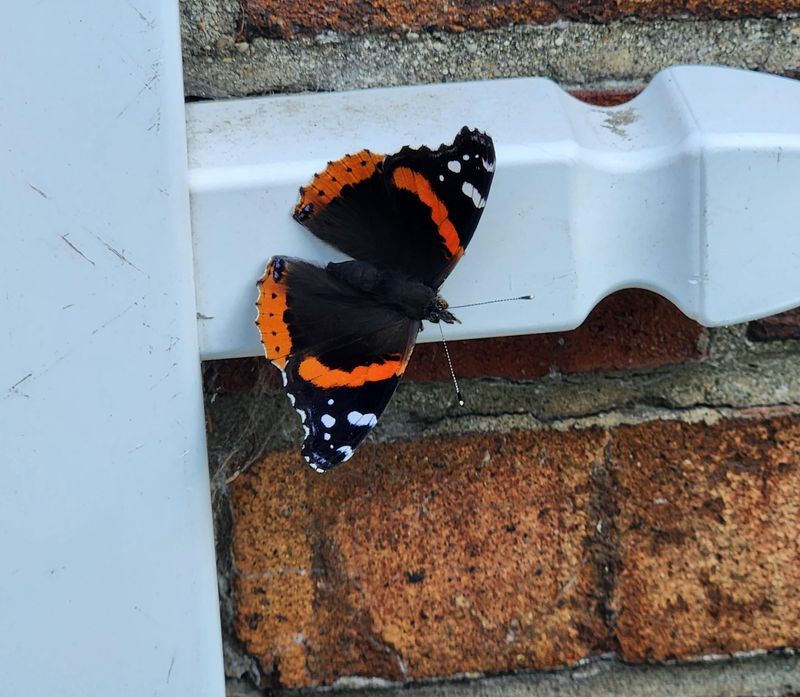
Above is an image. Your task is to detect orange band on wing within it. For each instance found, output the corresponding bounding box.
[294,150,385,218]
[297,356,403,388]
[256,259,292,369]
[391,166,461,258]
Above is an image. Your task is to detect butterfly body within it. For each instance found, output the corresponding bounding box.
[256,127,495,471]
[327,260,459,324]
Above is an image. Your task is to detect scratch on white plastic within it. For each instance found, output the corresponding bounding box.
[187,66,800,361]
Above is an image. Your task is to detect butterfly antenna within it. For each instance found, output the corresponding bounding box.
[438,324,464,407]
[449,294,534,310]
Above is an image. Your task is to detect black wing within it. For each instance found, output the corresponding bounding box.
[292,127,495,288]
[256,256,418,471]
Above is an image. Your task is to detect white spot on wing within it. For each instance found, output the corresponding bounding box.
[447,160,461,173]
[337,445,354,461]
[287,392,296,406]
[462,153,470,161]
[324,432,331,441]
[327,398,334,405]
[347,411,378,427]
[321,414,336,428]
[482,158,495,172]
[280,370,288,386]
[306,457,325,473]
[462,181,485,209]
[296,408,306,423]
[439,174,444,181]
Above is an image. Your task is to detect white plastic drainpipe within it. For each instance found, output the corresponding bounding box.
[1,2,223,696]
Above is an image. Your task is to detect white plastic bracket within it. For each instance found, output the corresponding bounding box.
[188,66,800,360]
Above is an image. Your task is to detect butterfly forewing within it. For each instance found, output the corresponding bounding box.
[293,127,495,288]
[383,126,495,287]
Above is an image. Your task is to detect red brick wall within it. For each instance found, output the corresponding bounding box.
[230,415,800,685]
[205,296,800,688]
[193,2,800,690]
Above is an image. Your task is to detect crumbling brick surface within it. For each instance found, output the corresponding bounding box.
[232,429,609,686]
[230,415,800,687]
[612,418,800,661]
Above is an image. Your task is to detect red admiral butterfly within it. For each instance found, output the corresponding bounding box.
[256,127,495,472]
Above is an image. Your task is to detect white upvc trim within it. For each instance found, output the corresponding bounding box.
[187,66,800,360]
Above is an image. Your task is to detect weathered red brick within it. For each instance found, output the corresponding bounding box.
[230,413,800,686]
[406,289,706,382]
[611,417,800,661]
[232,430,608,686]
[747,307,800,341]
[240,0,800,39]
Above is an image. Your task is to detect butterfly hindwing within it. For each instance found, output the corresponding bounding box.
[257,256,418,471]
[293,127,495,288]
[282,362,402,471]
